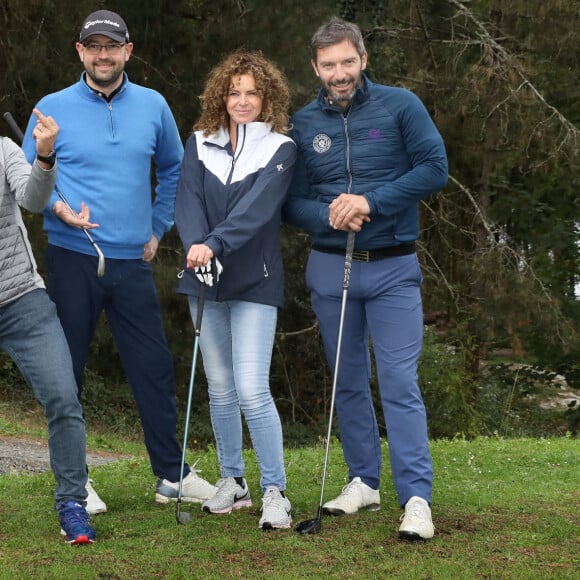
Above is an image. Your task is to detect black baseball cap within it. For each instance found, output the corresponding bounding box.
[79,10,130,44]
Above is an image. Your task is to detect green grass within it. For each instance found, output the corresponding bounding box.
[0,431,578,579]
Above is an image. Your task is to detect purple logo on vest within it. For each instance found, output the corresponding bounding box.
[368,128,381,140]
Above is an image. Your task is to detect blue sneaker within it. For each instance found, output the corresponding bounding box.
[57,501,96,545]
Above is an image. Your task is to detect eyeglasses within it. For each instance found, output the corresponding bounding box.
[83,43,125,55]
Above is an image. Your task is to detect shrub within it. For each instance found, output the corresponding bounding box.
[419,327,479,438]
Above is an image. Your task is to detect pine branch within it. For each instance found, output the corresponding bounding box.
[447,0,579,142]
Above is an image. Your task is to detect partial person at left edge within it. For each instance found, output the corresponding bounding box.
[21,9,217,515]
[0,109,96,544]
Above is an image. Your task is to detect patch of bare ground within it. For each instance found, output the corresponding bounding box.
[0,434,128,475]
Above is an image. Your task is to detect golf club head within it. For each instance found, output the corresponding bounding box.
[294,517,322,535]
[176,503,192,525]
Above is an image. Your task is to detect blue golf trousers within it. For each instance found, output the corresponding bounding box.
[307,249,433,507]
[46,244,188,482]
[0,289,87,504]
[188,297,287,492]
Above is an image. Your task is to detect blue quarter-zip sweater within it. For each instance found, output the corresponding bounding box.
[22,73,184,259]
[283,75,448,250]
[175,123,296,308]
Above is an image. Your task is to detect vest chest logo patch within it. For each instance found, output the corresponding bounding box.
[312,133,331,153]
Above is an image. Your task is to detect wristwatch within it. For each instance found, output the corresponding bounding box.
[36,150,56,166]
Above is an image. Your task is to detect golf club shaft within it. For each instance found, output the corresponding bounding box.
[3,111,105,277]
[317,230,356,509]
[177,283,207,510]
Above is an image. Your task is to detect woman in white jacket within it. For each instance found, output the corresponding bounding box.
[175,51,296,530]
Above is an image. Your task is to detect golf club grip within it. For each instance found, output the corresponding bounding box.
[3,112,25,144]
[343,230,355,289]
[195,283,206,335]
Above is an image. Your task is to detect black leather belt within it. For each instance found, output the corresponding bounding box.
[312,242,416,262]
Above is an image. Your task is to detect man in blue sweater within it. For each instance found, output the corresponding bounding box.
[284,17,448,540]
[23,9,216,513]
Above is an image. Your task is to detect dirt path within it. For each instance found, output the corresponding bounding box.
[0,435,126,475]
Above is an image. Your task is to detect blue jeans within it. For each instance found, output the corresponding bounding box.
[307,250,433,507]
[46,245,187,482]
[188,297,286,492]
[0,289,87,504]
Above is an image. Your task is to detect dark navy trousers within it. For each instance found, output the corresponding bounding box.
[46,244,188,481]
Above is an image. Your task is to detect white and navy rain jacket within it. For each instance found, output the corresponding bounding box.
[175,122,296,307]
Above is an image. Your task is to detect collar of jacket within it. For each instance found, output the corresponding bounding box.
[317,73,371,112]
[202,122,274,149]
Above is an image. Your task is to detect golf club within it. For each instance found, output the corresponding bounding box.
[176,282,207,525]
[295,229,356,535]
[3,111,105,277]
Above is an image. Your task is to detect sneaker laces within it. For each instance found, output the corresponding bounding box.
[400,498,428,522]
[339,479,361,497]
[188,458,205,478]
[215,478,242,494]
[261,488,286,512]
[59,502,91,532]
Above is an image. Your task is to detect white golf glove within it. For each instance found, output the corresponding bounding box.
[194,257,223,287]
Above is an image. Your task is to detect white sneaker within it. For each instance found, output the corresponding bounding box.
[259,487,292,530]
[398,496,434,541]
[85,478,107,515]
[155,470,217,504]
[322,477,380,516]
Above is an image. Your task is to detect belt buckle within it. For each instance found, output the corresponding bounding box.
[352,250,370,262]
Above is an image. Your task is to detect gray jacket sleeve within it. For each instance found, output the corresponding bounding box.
[1,137,56,213]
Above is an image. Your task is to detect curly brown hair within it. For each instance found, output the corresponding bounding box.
[194,51,291,136]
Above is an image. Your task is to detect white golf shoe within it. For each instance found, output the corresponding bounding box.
[322,477,380,516]
[85,478,107,515]
[155,470,216,504]
[398,496,434,541]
